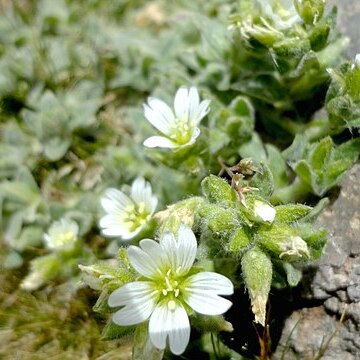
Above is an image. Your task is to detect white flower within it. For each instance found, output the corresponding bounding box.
[108,225,234,355]
[99,177,158,240]
[143,86,210,149]
[43,218,79,250]
[253,200,276,223]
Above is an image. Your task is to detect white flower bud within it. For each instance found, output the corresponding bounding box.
[253,200,276,223]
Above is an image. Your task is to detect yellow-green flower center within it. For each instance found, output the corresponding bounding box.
[123,202,150,231]
[54,231,77,247]
[154,267,185,311]
[168,119,193,145]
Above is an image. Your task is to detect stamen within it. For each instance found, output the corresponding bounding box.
[165,276,172,290]
[174,289,180,297]
[162,289,168,296]
[151,290,160,296]
[138,202,146,213]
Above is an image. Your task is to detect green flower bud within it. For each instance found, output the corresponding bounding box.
[294,0,326,25]
[79,259,135,292]
[274,204,312,223]
[272,38,311,60]
[241,247,272,326]
[345,55,360,101]
[256,223,310,260]
[198,203,239,236]
[201,175,237,205]
[227,227,251,254]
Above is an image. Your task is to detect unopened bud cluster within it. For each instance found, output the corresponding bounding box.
[197,174,326,325]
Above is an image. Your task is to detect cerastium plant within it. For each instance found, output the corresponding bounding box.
[0,0,359,359]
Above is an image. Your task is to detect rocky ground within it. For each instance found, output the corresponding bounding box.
[329,0,360,58]
[273,164,360,359]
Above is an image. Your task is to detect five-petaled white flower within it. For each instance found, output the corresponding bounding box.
[99,178,158,240]
[143,86,210,149]
[108,225,234,355]
[44,218,79,250]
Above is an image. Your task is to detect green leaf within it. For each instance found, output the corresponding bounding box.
[133,323,164,360]
[227,227,251,254]
[303,197,330,222]
[275,204,312,223]
[309,136,333,173]
[294,160,314,188]
[283,262,302,287]
[13,225,43,251]
[283,134,308,162]
[295,224,328,259]
[101,320,135,341]
[333,137,360,163]
[249,162,274,198]
[239,132,266,161]
[43,137,71,161]
[3,250,23,269]
[201,175,236,205]
[266,144,289,188]
[198,203,239,236]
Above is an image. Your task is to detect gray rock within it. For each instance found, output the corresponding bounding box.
[328,0,360,58]
[274,165,360,360]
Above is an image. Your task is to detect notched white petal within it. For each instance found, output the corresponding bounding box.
[174,86,189,120]
[186,272,234,295]
[139,239,166,270]
[147,97,175,124]
[149,303,168,350]
[108,282,154,307]
[160,231,177,267]
[143,136,178,148]
[101,188,132,213]
[196,99,211,123]
[176,225,197,274]
[149,302,190,355]
[128,245,162,278]
[168,304,190,355]
[188,87,200,122]
[185,291,233,316]
[144,103,172,134]
[112,296,155,326]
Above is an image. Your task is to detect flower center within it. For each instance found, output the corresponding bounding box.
[54,231,76,246]
[168,119,192,145]
[123,202,150,231]
[160,268,183,310]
